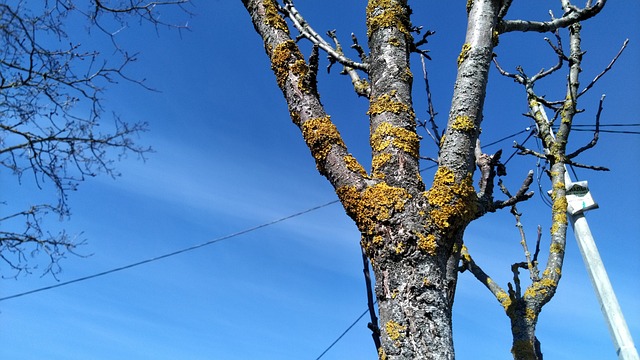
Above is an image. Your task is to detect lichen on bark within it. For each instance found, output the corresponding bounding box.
[336,182,411,237]
[425,167,478,231]
[366,0,412,39]
[301,116,345,173]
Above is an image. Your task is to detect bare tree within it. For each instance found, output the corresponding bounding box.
[0,0,189,277]
[242,1,609,359]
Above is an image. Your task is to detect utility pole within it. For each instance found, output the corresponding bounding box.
[564,175,639,360]
[532,101,639,360]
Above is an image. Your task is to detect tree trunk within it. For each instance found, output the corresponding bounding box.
[241,0,501,358]
[373,244,456,359]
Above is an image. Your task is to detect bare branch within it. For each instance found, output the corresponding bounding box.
[412,28,434,59]
[460,245,513,311]
[578,39,629,98]
[530,32,565,82]
[514,142,546,159]
[419,54,440,146]
[492,173,535,210]
[566,95,604,159]
[326,30,370,97]
[565,159,609,171]
[350,33,368,63]
[497,0,514,20]
[499,0,607,34]
[281,0,368,71]
[492,55,525,83]
[475,140,503,202]
[500,186,539,282]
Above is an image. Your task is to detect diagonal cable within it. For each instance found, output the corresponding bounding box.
[0,200,340,302]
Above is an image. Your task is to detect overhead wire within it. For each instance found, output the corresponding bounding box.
[569,128,640,134]
[0,199,340,302]
[314,306,372,360]
[552,123,640,135]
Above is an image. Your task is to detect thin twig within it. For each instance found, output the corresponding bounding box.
[567,95,604,159]
[282,0,368,71]
[420,54,440,145]
[578,39,629,98]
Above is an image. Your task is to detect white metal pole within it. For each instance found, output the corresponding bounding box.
[569,209,639,360]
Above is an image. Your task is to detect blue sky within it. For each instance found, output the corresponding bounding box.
[1,1,639,359]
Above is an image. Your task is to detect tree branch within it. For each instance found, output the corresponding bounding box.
[242,0,368,193]
[460,245,513,311]
[491,174,535,211]
[578,39,628,98]
[281,0,368,72]
[498,0,606,34]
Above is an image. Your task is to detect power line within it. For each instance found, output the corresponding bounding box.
[552,123,640,135]
[314,306,371,360]
[570,123,640,127]
[570,129,640,134]
[483,127,532,148]
[0,200,340,302]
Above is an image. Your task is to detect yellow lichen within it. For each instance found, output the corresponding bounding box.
[301,116,345,173]
[492,30,500,47]
[391,289,399,299]
[366,0,412,38]
[371,122,420,158]
[353,78,370,95]
[466,0,474,13]
[388,37,402,47]
[496,290,512,311]
[561,98,574,124]
[367,92,414,118]
[457,43,472,67]
[344,154,368,177]
[378,347,387,360]
[270,40,303,88]
[425,167,477,231]
[528,98,540,109]
[289,110,301,125]
[525,308,537,321]
[372,153,393,176]
[373,172,386,180]
[416,232,437,255]
[524,278,558,299]
[550,195,568,234]
[451,242,460,255]
[262,0,289,33]
[385,320,406,341]
[395,241,405,254]
[549,242,564,254]
[402,66,413,82]
[451,115,476,132]
[290,59,310,93]
[460,245,472,263]
[337,182,411,236]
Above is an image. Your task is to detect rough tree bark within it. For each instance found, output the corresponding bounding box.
[242,0,607,359]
